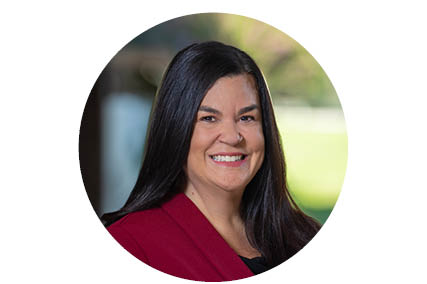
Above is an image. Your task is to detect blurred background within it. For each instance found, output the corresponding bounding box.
[79,13,347,224]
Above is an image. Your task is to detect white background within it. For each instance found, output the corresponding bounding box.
[1,1,426,283]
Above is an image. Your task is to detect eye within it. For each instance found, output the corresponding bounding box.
[240,115,255,122]
[200,116,217,122]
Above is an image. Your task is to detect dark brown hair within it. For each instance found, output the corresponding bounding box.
[102,41,320,267]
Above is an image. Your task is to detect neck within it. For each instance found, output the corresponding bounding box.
[183,182,244,229]
[183,182,261,258]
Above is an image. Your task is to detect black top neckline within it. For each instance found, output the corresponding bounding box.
[239,255,263,260]
[238,255,269,275]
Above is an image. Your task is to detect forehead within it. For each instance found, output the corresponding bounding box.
[200,74,259,107]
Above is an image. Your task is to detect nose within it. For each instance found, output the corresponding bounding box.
[218,120,243,145]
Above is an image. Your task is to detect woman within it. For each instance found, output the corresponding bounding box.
[103,41,320,281]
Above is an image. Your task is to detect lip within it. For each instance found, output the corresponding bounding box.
[208,152,248,167]
[210,152,247,156]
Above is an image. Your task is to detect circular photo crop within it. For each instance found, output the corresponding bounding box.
[79,13,347,281]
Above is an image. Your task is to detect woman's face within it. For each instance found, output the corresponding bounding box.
[185,74,265,194]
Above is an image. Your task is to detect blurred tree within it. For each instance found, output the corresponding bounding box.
[108,13,339,107]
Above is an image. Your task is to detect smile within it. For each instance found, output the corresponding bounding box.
[210,155,246,162]
[208,154,248,167]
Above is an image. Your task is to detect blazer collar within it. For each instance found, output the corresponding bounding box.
[161,193,254,281]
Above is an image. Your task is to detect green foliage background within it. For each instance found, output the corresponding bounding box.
[108,13,347,224]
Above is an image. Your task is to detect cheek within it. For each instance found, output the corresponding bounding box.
[248,127,265,151]
[188,127,216,159]
[249,129,265,166]
[258,137,265,164]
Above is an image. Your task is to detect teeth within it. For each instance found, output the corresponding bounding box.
[211,155,244,162]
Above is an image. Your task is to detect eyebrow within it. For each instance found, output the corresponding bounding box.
[198,104,259,116]
[237,104,259,116]
[198,106,221,115]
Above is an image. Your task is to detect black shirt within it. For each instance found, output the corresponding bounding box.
[238,255,269,275]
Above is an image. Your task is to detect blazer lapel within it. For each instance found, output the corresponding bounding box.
[161,193,254,281]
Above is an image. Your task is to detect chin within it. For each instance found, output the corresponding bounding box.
[213,178,249,193]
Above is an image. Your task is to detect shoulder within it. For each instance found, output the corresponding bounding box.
[108,193,193,233]
[110,207,163,225]
[107,206,173,237]
[106,207,177,263]
[106,194,203,264]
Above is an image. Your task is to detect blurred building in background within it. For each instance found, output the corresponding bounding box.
[80,13,347,224]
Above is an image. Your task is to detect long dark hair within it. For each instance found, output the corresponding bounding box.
[102,41,320,267]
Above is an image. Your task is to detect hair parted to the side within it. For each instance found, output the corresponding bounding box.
[102,41,320,268]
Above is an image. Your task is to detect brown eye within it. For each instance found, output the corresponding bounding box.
[240,115,255,122]
[200,116,216,122]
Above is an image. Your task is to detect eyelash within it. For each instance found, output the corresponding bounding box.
[200,116,216,122]
[240,115,255,122]
[199,115,255,123]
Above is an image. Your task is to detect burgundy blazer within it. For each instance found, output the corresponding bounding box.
[107,193,254,281]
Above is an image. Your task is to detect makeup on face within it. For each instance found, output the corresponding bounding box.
[184,74,265,193]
